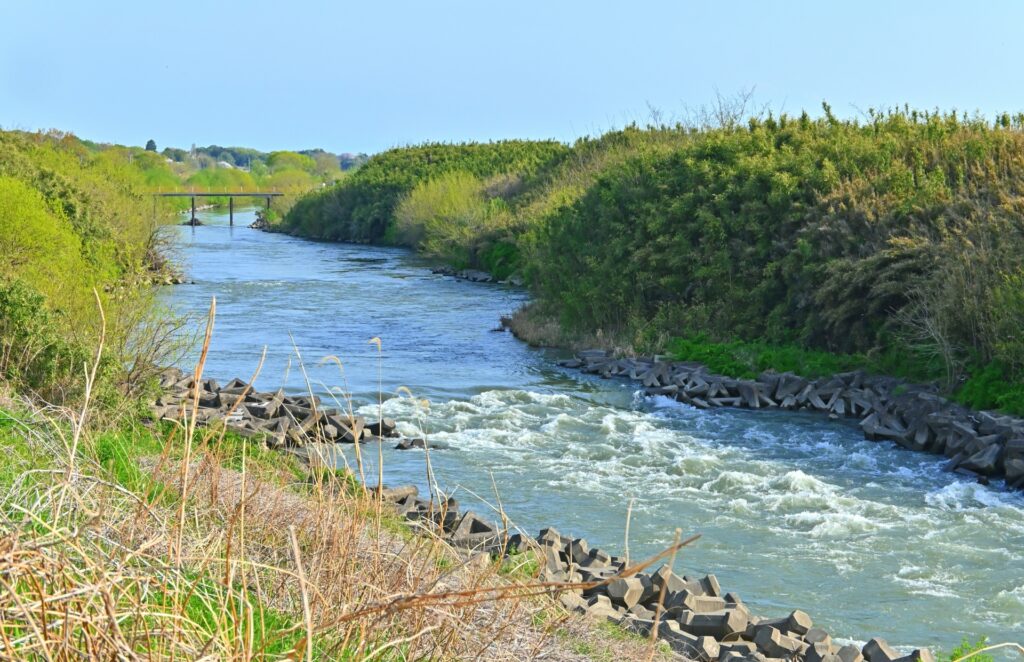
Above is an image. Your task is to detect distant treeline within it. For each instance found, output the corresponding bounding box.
[160,144,368,175]
[277,105,1024,414]
[119,140,365,213]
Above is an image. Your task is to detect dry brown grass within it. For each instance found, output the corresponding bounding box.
[503,303,638,356]
[0,399,682,660]
[0,298,681,661]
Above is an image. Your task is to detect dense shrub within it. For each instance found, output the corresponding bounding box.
[282,140,568,243]
[392,171,517,268]
[0,130,165,401]
[0,279,89,395]
[531,109,1024,400]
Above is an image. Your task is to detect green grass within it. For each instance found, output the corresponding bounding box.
[147,419,308,484]
[0,407,46,491]
[942,637,994,662]
[146,574,314,658]
[666,334,872,380]
[667,333,1024,415]
[557,620,672,661]
[666,333,948,383]
[954,363,1024,415]
[308,465,362,491]
[499,549,540,580]
[92,425,173,505]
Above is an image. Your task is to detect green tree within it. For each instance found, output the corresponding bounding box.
[145,139,157,152]
[266,151,316,173]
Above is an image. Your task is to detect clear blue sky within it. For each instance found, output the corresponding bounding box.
[2,0,1022,155]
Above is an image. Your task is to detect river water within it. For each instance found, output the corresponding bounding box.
[163,208,1023,653]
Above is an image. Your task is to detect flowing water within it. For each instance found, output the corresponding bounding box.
[163,208,1024,653]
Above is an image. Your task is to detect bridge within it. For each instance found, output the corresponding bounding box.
[152,191,285,225]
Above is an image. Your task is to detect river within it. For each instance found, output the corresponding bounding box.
[163,207,1024,653]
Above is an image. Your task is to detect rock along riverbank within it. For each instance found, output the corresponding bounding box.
[373,482,934,662]
[557,350,1024,493]
[149,366,950,660]
[150,367,402,447]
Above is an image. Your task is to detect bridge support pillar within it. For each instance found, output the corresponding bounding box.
[229,197,234,225]
[191,197,196,225]
[265,196,271,213]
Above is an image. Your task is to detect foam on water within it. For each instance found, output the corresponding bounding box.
[370,386,1024,649]
[892,565,962,599]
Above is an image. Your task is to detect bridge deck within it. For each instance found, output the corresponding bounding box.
[153,192,284,197]
[156,191,283,225]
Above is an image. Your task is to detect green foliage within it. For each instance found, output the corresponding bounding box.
[262,166,316,192]
[283,140,568,244]
[192,144,263,168]
[144,139,157,152]
[391,170,516,267]
[185,166,257,192]
[667,335,872,379]
[184,166,260,206]
[308,465,362,494]
[0,177,96,303]
[0,280,90,394]
[498,549,539,580]
[0,408,46,491]
[530,109,1024,411]
[478,240,520,281]
[144,574,320,658]
[955,362,1024,415]
[266,150,317,173]
[92,427,171,505]
[0,129,165,401]
[943,637,993,662]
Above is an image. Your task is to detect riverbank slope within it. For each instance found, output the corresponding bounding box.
[275,106,1024,417]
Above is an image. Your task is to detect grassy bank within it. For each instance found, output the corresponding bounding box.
[281,106,1024,415]
[0,366,681,660]
[663,335,1024,416]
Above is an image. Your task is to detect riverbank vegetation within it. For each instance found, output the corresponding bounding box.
[278,105,1024,415]
[1,385,666,659]
[0,129,185,403]
[283,140,568,270]
[0,127,363,404]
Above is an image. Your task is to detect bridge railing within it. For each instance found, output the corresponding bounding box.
[151,187,285,195]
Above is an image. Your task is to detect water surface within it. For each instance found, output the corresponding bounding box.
[163,208,1024,652]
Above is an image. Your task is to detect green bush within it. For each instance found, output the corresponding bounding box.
[479,240,520,281]
[282,140,568,244]
[393,171,487,252]
[943,637,993,662]
[955,362,1024,415]
[0,130,168,403]
[0,280,88,395]
[531,108,1024,407]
